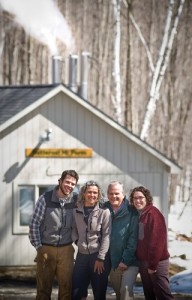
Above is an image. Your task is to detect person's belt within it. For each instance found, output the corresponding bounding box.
[42,242,72,247]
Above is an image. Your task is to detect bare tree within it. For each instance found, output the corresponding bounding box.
[112,0,122,123]
[123,0,154,73]
[0,4,4,59]
[140,0,186,140]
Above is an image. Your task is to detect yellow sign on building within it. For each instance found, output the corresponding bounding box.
[25,148,93,158]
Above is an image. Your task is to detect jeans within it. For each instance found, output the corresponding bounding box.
[72,252,111,300]
[36,244,74,300]
[139,259,175,300]
[110,266,139,299]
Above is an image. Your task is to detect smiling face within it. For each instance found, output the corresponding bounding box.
[132,191,147,211]
[107,183,125,209]
[58,175,77,197]
[84,185,99,207]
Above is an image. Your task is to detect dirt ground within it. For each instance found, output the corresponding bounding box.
[0,265,191,300]
[0,279,192,300]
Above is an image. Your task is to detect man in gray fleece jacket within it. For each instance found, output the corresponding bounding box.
[29,169,79,300]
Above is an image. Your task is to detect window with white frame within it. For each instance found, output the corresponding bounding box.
[13,183,54,234]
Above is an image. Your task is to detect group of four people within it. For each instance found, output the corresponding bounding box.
[29,169,174,300]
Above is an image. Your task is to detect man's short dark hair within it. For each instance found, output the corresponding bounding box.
[60,170,79,183]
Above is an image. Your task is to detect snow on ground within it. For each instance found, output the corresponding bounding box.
[168,200,192,294]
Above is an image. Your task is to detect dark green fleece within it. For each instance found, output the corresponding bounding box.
[103,197,139,269]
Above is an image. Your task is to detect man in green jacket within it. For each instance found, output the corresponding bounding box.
[103,181,139,300]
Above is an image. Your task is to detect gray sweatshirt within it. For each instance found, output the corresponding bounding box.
[72,203,111,260]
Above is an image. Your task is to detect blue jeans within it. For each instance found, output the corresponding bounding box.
[72,252,111,300]
[139,259,174,300]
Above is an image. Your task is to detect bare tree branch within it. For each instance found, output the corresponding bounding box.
[155,0,186,95]
[123,0,154,73]
[0,6,4,59]
[140,0,185,140]
[112,0,122,124]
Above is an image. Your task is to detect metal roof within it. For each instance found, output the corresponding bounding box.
[0,85,56,125]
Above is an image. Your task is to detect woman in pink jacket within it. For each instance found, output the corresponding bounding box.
[129,186,174,300]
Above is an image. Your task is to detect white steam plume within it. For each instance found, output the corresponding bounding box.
[0,0,74,54]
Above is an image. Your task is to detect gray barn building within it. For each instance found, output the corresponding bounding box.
[0,82,181,267]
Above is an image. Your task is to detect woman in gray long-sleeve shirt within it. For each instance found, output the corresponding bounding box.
[72,180,111,300]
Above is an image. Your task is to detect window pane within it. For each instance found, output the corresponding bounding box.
[19,187,34,226]
[39,186,55,196]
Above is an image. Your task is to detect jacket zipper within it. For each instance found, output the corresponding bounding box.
[57,205,65,246]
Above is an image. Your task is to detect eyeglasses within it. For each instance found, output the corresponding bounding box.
[133,196,145,201]
[85,180,98,187]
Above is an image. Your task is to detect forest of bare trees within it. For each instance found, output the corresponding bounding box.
[0,0,191,205]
